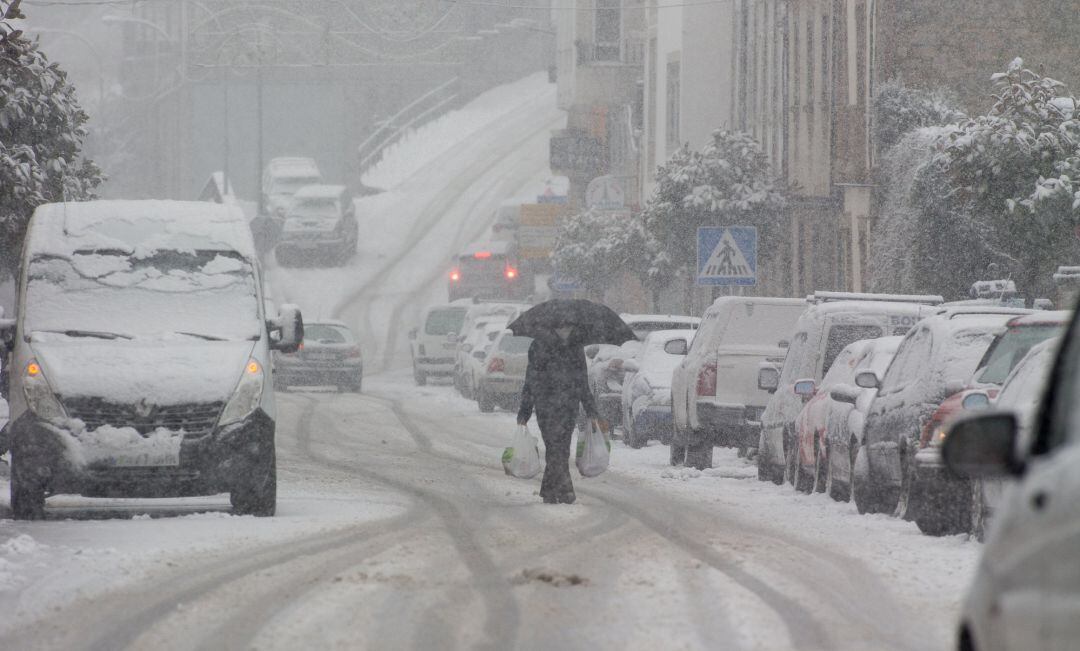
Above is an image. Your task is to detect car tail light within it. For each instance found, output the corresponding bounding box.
[449,269,461,282]
[696,358,717,397]
[487,357,505,373]
[505,266,518,280]
[285,342,302,356]
[346,346,362,358]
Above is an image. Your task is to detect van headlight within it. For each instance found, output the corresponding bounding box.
[219,359,264,426]
[23,359,66,422]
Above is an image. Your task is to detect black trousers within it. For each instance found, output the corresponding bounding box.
[536,406,577,499]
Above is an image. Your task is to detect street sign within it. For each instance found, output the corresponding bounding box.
[697,226,758,286]
[518,203,563,259]
[585,175,625,211]
[550,270,583,292]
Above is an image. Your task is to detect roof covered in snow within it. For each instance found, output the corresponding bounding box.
[27,200,256,260]
[265,157,320,177]
[293,185,348,200]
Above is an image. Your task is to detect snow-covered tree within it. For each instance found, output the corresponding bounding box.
[934,58,1080,301]
[0,0,103,277]
[873,80,963,152]
[551,209,653,299]
[641,130,785,295]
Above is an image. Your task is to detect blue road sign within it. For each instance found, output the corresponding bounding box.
[697,226,758,286]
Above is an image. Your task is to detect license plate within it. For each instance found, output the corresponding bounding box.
[105,448,181,468]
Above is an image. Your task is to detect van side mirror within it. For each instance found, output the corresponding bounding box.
[943,412,1024,479]
[758,366,779,393]
[270,304,304,353]
[854,371,880,390]
[793,379,816,399]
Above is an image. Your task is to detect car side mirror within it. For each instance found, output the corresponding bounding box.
[793,379,816,399]
[758,366,779,393]
[777,339,789,349]
[854,371,879,390]
[961,391,991,411]
[269,303,303,353]
[409,328,418,341]
[664,339,688,356]
[585,344,600,359]
[829,383,860,405]
[623,359,640,373]
[943,411,1024,479]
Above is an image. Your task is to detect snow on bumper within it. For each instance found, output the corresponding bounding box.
[9,410,274,497]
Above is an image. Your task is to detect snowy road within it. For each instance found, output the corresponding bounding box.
[0,75,978,650]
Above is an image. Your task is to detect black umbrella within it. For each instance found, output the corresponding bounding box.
[508,299,637,346]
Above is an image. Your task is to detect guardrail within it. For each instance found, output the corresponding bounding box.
[356,77,461,175]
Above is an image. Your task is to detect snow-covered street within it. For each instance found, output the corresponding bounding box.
[0,74,980,650]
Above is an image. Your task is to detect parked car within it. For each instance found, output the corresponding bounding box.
[855,307,1030,521]
[620,330,694,449]
[275,185,357,267]
[792,336,903,498]
[3,200,303,519]
[262,156,322,223]
[966,337,1059,541]
[461,320,509,399]
[907,311,1067,534]
[942,308,1080,651]
[410,303,469,385]
[756,292,944,485]
[273,320,362,392]
[452,302,526,397]
[671,296,806,469]
[475,330,533,413]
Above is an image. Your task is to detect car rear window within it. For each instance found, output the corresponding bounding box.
[426,308,467,335]
[305,324,350,343]
[716,303,805,346]
[822,325,884,374]
[975,323,1061,385]
[498,336,532,353]
[630,321,697,339]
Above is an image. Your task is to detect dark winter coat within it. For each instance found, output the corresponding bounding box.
[517,335,598,424]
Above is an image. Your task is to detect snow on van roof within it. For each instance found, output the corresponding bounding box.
[621,313,700,323]
[27,200,256,259]
[705,295,805,311]
[266,157,320,175]
[803,299,940,317]
[293,184,346,200]
[807,291,944,305]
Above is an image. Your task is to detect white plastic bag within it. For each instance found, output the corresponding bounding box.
[502,425,541,479]
[575,420,610,477]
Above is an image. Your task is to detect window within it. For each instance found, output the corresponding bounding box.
[822,325,883,375]
[880,327,931,392]
[974,324,1061,385]
[666,59,681,152]
[425,308,467,335]
[595,0,621,61]
[304,324,350,344]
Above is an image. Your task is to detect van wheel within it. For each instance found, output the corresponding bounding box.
[10,453,47,520]
[686,440,713,470]
[231,447,277,517]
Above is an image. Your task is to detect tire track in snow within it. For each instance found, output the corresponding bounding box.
[293,395,522,651]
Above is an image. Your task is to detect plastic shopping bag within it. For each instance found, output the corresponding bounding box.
[575,420,610,477]
[502,425,542,479]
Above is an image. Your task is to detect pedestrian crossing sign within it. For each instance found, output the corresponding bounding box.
[697,226,758,286]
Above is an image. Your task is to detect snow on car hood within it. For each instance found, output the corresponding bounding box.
[32,338,255,405]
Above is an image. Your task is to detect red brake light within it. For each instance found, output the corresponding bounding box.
[696,358,717,396]
[487,357,505,373]
[346,346,362,358]
[474,251,492,259]
[450,269,461,282]
[609,359,623,371]
[505,266,517,279]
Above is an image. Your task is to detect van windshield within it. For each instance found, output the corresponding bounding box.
[24,250,261,341]
[290,198,339,219]
[425,308,467,335]
[270,176,319,195]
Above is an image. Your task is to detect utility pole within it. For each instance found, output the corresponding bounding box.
[255,27,265,216]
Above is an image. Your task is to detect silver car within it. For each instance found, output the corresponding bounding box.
[475,330,532,413]
[274,320,363,392]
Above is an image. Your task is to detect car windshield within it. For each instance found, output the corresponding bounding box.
[305,324,350,344]
[974,323,1061,384]
[271,176,320,195]
[424,308,467,335]
[289,198,339,219]
[498,335,532,353]
[24,250,260,341]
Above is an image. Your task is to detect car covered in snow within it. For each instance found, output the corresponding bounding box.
[2,200,303,519]
[791,336,902,500]
[460,320,509,400]
[448,241,530,302]
[756,292,944,485]
[274,185,358,267]
[619,329,694,449]
[452,301,526,397]
[409,303,469,385]
[854,307,1030,522]
[262,157,322,222]
[475,330,532,413]
[273,320,362,392]
[906,311,1066,535]
[942,307,1080,651]
[670,296,805,469]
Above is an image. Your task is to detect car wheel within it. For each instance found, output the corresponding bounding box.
[793,457,813,494]
[669,442,687,466]
[825,444,851,502]
[686,439,713,470]
[477,389,495,413]
[10,452,47,520]
[231,445,277,517]
[851,445,881,514]
[895,444,920,521]
[812,441,828,493]
[352,377,363,393]
[414,368,427,386]
[783,429,799,487]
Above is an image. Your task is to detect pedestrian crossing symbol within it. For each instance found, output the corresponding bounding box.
[697,226,758,286]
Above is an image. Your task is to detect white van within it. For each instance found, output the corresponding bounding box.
[670,297,806,469]
[409,303,469,385]
[1,201,302,519]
